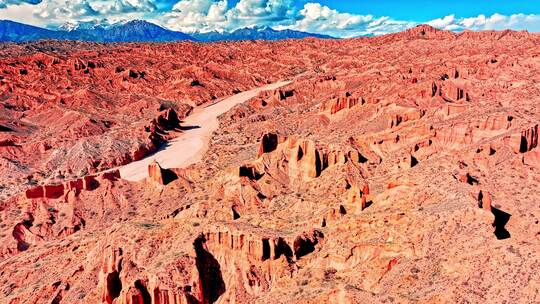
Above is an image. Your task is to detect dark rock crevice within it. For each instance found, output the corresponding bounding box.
[134,280,151,304]
[262,239,271,261]
[106,271,122,302]
[194,235,226,304]
[0,125,13,132]
[274,237,293,261]
[466,173,479,185]
[239,165,263,180]
[161,168,179,185]
[293,230,324,260]
[491,207,511,240]
[259,133,279,155]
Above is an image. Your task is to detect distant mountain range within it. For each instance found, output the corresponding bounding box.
[0,20,334,43]
[192,26,333,42]
[0,20,64,42]
[0,20,195,43]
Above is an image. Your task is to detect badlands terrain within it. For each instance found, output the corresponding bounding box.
[1,25,540,303]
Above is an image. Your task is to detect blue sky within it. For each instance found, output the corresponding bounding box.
[304,1,540,21]
[1,0,539,37]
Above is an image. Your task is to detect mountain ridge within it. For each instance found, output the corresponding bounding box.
[192,25,334,42]
[0,20,335,43]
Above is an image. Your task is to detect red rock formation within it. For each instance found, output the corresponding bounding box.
[24,170,119,199]
[43,184,65,199]
[202,227,323,264]
[478,189,492,211]
[322,93,364,114]
[255,134,363,182]
[3,27,540,304]
[443,104,468,116]
[272,88,295,102]
[146,108,182,139]
[0,139,16,146]
[347,184,370,210]
[386,105,425,129]
[99,247,124,304]
[479,115,513,131]
[100,170,121,181]
[257,133,284,157]
[288,138,320,179]
[504,124,539,153]
[523,147,540,169]
[430,80,470,102]
[148,161,165,185]
[434,115,514,150]
[25,186,44,199]
[147,161,179,186]
[520,124,538,153]
[12,214,42,252]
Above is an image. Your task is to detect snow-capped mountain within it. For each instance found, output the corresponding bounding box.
[0,19,196,42]
[193,25,334,42]
[0,20,334,43]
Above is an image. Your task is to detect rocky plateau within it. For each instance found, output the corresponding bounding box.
[1,25,540,303]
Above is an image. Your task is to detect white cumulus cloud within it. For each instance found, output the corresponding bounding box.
[161,0,228,33]
[276,2,415,37]
[428,13,540,32]
[0,0,40,9]
[0,0,158,27]
[94,0,157,15]
[162,0,295,33]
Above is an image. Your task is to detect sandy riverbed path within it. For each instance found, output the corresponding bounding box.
[119,80,291,181]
